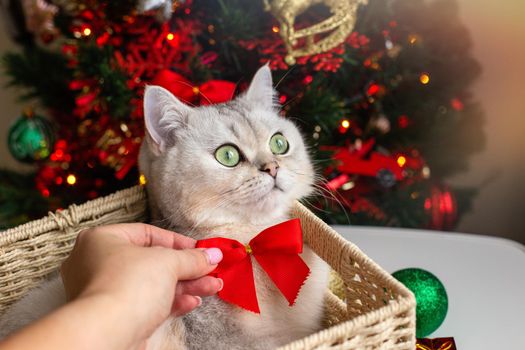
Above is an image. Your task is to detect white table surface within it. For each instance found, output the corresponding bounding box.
[334,226,525,349]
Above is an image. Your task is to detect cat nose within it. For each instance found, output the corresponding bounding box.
[260,161,279,178]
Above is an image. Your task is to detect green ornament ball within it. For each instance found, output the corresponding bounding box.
[392,268,448,338]
[8,111,55,163]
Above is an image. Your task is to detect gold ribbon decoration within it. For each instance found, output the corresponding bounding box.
[264,0,368,64]
[416,338,455,350]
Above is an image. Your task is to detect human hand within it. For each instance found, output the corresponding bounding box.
[60,223,223,348]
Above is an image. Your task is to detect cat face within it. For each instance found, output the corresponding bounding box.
[140,66,314,229]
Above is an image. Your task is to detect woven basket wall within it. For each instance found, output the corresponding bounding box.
[0,186,416,349]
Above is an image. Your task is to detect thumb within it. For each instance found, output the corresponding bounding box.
[172,247,223,280]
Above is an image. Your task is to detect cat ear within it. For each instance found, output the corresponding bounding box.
[245,64,276,110]
[143,85,192,154]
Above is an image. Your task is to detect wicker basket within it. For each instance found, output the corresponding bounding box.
[0,186,416,349]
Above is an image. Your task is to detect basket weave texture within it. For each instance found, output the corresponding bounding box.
[0,186,415,349]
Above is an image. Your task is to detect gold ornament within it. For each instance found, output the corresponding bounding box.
[264,0,367,65]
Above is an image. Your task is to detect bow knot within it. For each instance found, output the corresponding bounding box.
[196,219,310,313]
[152,69,236,105]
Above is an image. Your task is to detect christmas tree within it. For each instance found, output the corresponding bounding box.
[0,0,484,229]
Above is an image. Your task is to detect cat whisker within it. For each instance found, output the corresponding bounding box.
[152,190,231,229]
[274,67,295,89]
[286,168,350,224]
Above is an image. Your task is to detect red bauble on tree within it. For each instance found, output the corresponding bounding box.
[425,184,458,230]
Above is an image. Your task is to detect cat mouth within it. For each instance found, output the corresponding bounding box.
[273,183,284,192]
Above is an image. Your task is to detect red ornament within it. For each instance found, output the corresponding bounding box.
[425,184,458,230]
[196,219,309,313]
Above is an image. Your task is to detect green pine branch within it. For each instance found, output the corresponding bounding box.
[0,169,49,229]
[77,44,134,120]
[2,46,75,111]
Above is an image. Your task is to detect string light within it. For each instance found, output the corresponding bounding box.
[339,119,351,134]
[450,98,464,111]
[166,32,175,41]
[397,156,407,167]
[272,26,280,33]
[422,166,431,178]
[66,174,77,185]
[367,83,380,96]
[341,181,355,191]
[398,115,410,129]
[82,27,92,36]
[408,34,418,45]
[139,174,147,185]
[420,73,430,85]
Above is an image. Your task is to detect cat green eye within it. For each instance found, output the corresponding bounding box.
[269,133,289,155]
[215,144,240,167]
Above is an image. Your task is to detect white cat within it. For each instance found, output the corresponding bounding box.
[0,65,329,349]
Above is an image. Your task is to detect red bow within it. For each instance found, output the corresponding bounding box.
[152,69,236,105]
[196,219,310,313]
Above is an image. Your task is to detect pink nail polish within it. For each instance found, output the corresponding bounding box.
[204,248,223,265]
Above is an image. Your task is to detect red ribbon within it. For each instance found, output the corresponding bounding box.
[196,219,310,313]
[152,69,236,105]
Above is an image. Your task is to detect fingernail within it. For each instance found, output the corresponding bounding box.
[194,296,202,307]
[204,248,223,265]
[217,278,224,291]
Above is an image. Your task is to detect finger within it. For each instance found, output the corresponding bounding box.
[173,248,223,280]
[176,277,223,297]
[142,224,196,249]
[108,223,196,249]
[171,294,202,317]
